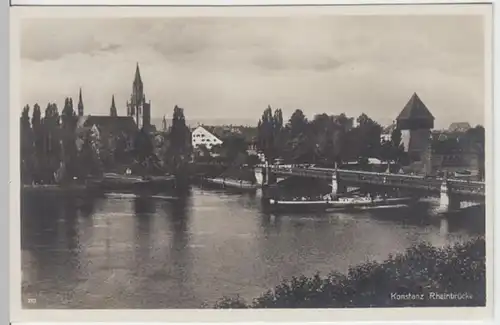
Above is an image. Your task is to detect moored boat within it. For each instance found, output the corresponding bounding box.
[267,194,415,212]
[22,183,89,194]
[88,173,176,194]
[204,177,258,190]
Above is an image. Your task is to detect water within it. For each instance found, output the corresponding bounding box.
[21,187,484,309]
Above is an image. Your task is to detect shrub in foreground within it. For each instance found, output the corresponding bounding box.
[214,238,485,308]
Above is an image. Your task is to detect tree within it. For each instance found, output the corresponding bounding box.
[193,144,212,163]
[218,135,248,164]
[132,127,156,174]
[309,113,348,166]
[380,140,393,164]
[31,104,43,183]
[391,127,402,150]
[61,98,79,181]
[41,103,61,183]
[356,113,382,159]
[20,105,32,184]
[272,108,285,157]
[464,125,485,180]
[257,105,280,162]
[78,128,103,178]
[280,109,312,163]
[341,127,362,162]
[165,105,192,180]
[288,109,308,138]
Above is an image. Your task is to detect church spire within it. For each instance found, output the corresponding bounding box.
[77,88,84,116]
[162,115,167,131]
[110,95,117,117]
[134,62,142,86]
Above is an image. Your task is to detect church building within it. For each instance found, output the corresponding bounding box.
[75,63,154,154]
[76,63,153,136]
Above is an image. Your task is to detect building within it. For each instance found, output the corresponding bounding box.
[76,63,153,135]
[75,64,157,156]
[191,126,223,149]
[448,122,472,133]
[126,63,152,130]
[396,92,434,174]
[380,123,396,143]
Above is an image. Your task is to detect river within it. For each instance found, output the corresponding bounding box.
[21,187,484,309]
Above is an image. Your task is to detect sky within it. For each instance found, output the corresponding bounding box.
[20,15,486,129]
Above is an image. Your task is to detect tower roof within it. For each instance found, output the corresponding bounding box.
[396,93,434,121]
[134,62,142,85]
[110,95,117,116]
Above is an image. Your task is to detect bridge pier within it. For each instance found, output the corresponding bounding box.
[254,167,264,186]
[437,178,460,214]
[256,162,277,187]
[331,172,346,198]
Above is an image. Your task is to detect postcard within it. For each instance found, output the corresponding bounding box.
[9,3,493,323]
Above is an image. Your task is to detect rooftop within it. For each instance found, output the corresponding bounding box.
[396,93,435,121]
[79,115,138,134]
[448,122,472,132]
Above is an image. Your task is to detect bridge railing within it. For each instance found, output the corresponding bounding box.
[264,165,485,197]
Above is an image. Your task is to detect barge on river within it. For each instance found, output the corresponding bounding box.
[204,177,258,190]
[267,194,415,212]
[88,173,176,194]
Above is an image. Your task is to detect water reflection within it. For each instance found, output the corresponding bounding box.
[21,192,99,307]
[133,196,154,271]
[439,218,449,236]
[21,188,484,309]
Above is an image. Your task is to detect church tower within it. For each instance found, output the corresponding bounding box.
[110,95,117,117]
[77,88,84,116]
[162,115,167,131]
[127,63,151,130]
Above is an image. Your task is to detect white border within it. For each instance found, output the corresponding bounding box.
[8,0,493,6]
[9,3,495,323]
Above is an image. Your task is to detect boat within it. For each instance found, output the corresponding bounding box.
[204,177,258,190]
[267,194,415,212]
[21,183,89,194]
[88,173,176,194]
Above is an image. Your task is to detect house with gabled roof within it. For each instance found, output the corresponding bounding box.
[191,126,223,150]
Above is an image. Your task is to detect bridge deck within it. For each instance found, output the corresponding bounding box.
[258,165,485,198]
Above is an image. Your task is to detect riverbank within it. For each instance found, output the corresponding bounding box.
[214,237,485,308]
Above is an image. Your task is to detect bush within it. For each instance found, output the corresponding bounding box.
[214,237,485,308]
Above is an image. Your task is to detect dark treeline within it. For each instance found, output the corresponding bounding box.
[21,100,486,185]
[255,106,485,172]
[21,100,86,185]
[256,106,405,167]
[20,99,192,185]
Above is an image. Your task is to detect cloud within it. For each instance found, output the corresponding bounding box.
[19,15,486,129]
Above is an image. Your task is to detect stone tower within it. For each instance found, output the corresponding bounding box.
[77,88,84,116]
[127,63,151,129]
[396,93,434,173]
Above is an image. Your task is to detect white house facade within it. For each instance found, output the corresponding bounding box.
[380,133,392,143]
[191,126,223,149]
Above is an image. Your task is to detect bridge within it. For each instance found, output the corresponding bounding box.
[255,164,485,213]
